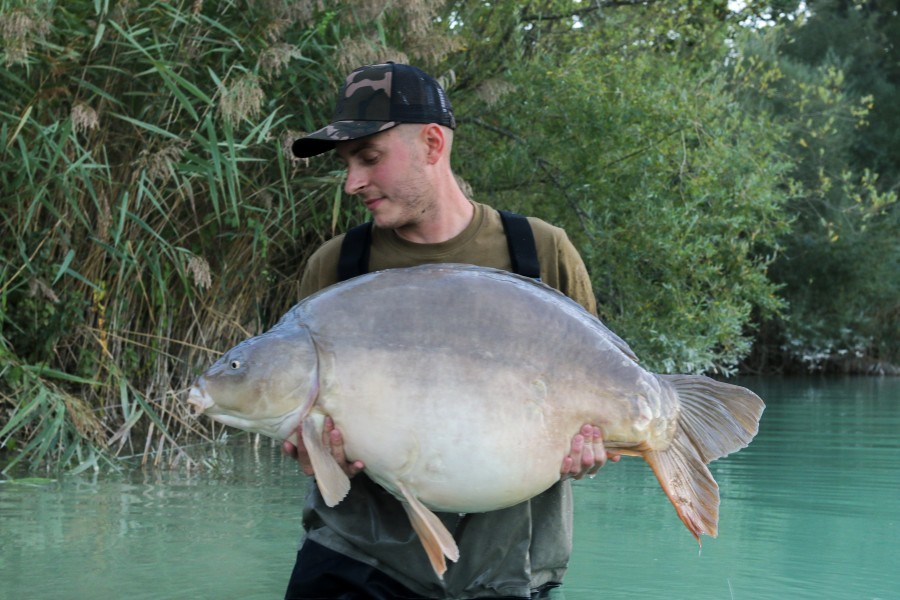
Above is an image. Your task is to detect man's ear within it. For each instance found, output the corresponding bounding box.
[421,123,446,165]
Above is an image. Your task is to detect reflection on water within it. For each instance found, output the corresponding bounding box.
[0,441,310,600]
[1,378,898,600]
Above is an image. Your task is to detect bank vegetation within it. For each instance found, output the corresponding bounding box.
[1,0,897,473]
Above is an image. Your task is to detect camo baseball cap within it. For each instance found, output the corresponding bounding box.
[291,62,456,158]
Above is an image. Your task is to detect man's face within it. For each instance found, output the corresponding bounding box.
[335,125,434,232]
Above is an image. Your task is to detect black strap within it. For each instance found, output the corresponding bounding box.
[337,221,373,282]
[498,210,541,279]
[336,210,541,282]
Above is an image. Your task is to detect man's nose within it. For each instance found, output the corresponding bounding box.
[344,165,365,195]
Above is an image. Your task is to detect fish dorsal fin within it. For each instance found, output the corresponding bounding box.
[593,318,640,363]
[644,375,765,541]
[396,480,460,579]
[301,415,351,507]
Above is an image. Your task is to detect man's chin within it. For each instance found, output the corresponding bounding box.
[370,211,399,230]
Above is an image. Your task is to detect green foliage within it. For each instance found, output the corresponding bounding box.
[774,0,900,188]
[2,0,895,470]
[730,12,899,370]
[0,0,352,472]
[448,2,791,374]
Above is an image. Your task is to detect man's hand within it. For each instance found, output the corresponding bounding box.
[560,424,620,480]
[282,416,365,477]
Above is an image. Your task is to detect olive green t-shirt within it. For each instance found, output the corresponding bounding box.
[298,201,598,599]
[300,202,597,318]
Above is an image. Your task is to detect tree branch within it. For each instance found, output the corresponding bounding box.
[520,0,663,23]
[461,117,595,240]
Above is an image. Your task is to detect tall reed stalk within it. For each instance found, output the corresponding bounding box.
[0,0,374,473]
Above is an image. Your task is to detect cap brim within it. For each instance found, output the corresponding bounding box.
[291,120,399,158]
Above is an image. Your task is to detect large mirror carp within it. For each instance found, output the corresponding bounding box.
[188,264,764,577]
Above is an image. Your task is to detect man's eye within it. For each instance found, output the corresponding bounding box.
[361,154,379,164]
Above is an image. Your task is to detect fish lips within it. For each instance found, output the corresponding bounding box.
[186,381,214,415]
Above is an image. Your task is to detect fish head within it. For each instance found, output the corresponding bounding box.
[187,324,319,441]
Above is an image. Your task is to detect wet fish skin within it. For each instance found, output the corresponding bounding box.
[188,263,764,578]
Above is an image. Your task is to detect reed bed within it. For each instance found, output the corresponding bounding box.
[0,0,380,473]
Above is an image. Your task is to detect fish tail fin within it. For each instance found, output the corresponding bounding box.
[645,375,764,541]
[396,481,459,579]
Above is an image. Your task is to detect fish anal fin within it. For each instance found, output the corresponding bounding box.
[645,433,719,541]
[301,415,351,507]
[396,480,459,579]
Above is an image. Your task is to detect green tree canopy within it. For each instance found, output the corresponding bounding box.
[730,1,899,371]
[442,0,792,373]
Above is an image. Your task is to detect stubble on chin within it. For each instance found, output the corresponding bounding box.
[371,197,430,233]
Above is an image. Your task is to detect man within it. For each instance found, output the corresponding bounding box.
[283,62,618,600]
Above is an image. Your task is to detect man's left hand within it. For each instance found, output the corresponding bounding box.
[561,424,620,480]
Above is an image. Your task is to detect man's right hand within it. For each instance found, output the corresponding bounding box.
[282,416,365,477]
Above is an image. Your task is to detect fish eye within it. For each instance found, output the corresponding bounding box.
[229,360,241,369]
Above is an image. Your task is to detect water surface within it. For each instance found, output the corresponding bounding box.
[1,377,898,599]
[561,377,899,600]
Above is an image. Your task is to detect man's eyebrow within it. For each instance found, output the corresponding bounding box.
[351,141,379,155]
[337,140,377,163]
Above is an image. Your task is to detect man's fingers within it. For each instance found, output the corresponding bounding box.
[584,425,602,466]
[329,425,346,462]
[572,427,598,480]
[324,417,365,476]
[282,440,298,459]
[561,434,584,479]
[561,424,619,481]
[281,416,365,478]
[570,434,584,470]
[585,426,606,476]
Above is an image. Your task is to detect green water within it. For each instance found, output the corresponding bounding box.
[1,377,898,599]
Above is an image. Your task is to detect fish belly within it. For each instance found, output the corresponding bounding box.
[315,345,633,513]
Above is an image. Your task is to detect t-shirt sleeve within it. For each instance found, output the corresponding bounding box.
[555,230,598,317]
[528,218,598,317]
[298,235,344,299]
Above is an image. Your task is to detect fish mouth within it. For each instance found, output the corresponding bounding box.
[186,382,214,415]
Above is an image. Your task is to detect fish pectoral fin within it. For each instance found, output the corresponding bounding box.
[645,434,719,542]
[395,480,459,579]
[301,416,351,507]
